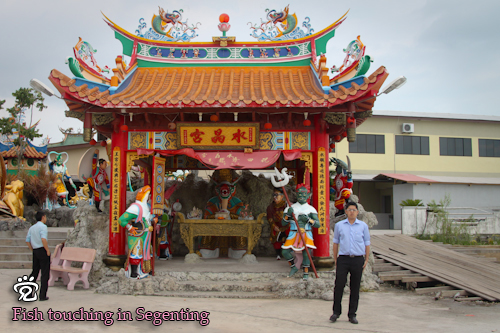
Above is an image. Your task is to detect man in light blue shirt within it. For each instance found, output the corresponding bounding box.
[26,211,50,301]
[330,202,370,325]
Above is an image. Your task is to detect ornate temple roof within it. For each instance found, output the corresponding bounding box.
[50,66,387,111]
[1,145,47,159]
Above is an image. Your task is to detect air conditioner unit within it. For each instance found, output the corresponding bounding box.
[402,123,414,134]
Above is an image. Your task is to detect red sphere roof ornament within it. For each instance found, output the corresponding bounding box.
[219,13,229,23]
[89,139,97,146]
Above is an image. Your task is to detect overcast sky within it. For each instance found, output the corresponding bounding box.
[0,0,498,144]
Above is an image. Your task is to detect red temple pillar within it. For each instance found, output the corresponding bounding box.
[312,114,334,267]
[103,117,127,270]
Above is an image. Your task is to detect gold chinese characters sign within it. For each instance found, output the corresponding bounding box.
[111,147,121,234]
[317,147,327,235]
[177,123,260,150]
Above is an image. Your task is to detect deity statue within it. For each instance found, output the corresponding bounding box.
[48,152,76,206]
[281,183,320,280]
[266,188,289,260]
[86,149,110,213]
[156,198,173,260]
[200,169,245,258]
[330,157,353,217]
[118,186,156,279]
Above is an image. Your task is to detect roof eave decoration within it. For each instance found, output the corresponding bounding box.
[103,9,347,68]
[49,66,388,111]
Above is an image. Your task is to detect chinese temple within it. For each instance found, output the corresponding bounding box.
[0,140,48,175]
[48,7,389,269]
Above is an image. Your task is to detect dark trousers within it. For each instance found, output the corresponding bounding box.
[333,256,364,318]
[30,248,50,299]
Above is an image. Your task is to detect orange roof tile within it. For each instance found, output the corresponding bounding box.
[50,66,387,110]
[1,146,47,159]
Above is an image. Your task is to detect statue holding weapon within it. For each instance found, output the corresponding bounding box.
[271,168,319,280]
[330,156,353,217]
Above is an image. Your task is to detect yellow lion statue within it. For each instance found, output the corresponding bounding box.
[69,183,91,206]
[3,180,25,218]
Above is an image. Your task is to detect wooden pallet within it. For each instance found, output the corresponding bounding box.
[371,234,500,301]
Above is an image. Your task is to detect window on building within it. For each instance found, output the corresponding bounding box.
[349,134,385,154]
[439,137,472,156]
[479,139,500,157]
[395,135,429,155]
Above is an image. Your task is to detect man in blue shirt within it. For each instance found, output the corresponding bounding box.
[330,202,370,324]
[26,211,51,301]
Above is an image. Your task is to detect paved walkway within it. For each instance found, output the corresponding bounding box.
[1,268,498,332]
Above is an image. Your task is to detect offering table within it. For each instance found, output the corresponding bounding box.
[177,212,266,255]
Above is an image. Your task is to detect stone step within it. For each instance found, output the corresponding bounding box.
[159,271,335,282]
[0,261,32,269]
[176,280,273,292]
[0,245,58,254]
[0,238,65,246]
[0,229,70,239]
[152,290,278,299]
[0,253,37,261]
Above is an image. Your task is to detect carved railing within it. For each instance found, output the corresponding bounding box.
[177,212,266,255]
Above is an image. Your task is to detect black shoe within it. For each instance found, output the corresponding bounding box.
[349,316,358,324]
[329,314,339,322]
[39,297,49,301]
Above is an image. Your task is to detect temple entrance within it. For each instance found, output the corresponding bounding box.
[129,152,309,261]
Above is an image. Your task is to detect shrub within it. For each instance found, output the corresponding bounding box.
[17,164,58,207]
[400,199,423,207]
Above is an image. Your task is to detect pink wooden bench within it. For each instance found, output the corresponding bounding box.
[48,247,96,290]
[38,243,65,282]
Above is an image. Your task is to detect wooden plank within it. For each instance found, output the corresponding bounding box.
[371,235,500,301]
[401,275,435,283]
[454,297,483,302]
[372,237,499,300]
[372,265,402,273]
[414,286,454,295]
[440,289,468,298]
[378,270,413,277]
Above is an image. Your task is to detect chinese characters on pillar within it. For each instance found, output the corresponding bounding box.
[317,147,327,234]
[177,123,259,149]
[111,147,121,234]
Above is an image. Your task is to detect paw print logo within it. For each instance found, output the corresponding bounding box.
[13,275,38,302]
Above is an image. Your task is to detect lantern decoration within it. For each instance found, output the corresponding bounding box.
[264,123,272,129]
[120,124,128,132]
[89,139,97,146]
[341,131,347,138]
[210,114,219,122]
[100,140,107,147]
[303,119,311,127]
[347,117,355,125]
[330,143,336,149]
[334,135,341,141]
[168,122,176,130]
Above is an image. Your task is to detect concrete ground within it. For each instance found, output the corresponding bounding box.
[1,269,499,333]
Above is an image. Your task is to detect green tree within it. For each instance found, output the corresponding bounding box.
[0,87,47,172]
